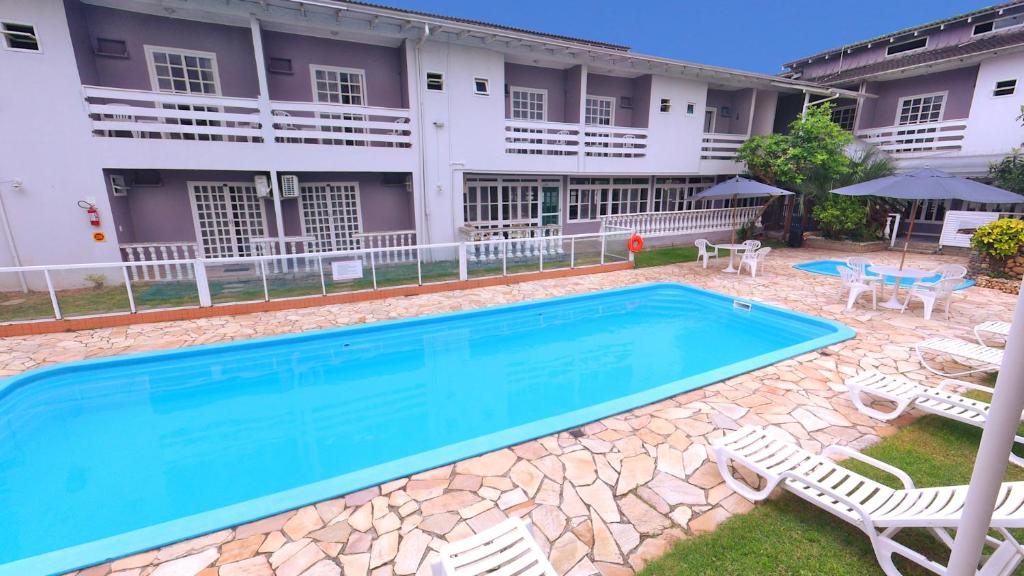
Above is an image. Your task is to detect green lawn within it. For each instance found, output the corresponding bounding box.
[634,239,786,269]
[640,414,1024,576]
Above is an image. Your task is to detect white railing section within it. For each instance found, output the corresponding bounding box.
[0,230,632,323]
[884,213,902,248]
[120,242,200,282]
[700,133,748,161]
[83,85,263,142]
[600,206,761,237]
[855,119,968,157]
[252,236,318,273]
[354,230,417,263]
[269,101,412,147]
[459,225,564,262]
[583,127,647,158]
[504,120,581,156]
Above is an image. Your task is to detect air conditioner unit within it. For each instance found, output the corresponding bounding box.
[109,174,130,197]
[254,175,271,198]
[280,174,300,199]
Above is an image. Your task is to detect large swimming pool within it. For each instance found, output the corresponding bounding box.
[0,283,853,575]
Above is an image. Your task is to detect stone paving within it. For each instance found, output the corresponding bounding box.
[1,248,1016,576]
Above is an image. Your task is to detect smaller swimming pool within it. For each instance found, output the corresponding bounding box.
[794,259,974,290]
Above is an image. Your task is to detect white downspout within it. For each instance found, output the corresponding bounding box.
[414,23,432,243]
[947,286,1024,573]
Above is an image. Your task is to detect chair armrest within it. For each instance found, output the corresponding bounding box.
[936,379,994,394]
[821,445,915,489]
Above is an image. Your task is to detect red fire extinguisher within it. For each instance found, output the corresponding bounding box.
[78,200,101,227]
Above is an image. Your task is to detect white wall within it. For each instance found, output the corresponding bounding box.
[961,51,1024,156]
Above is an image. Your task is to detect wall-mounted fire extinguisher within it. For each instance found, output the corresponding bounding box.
[78,200,101,227]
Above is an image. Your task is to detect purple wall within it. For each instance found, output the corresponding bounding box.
[632,75,652,129]
[587,74,638,127]
[262,31,407,108]
[64,0,98,85]
[505,63,572,122]
[565,66,583,124]
[73,4,259,97]
[105,170,413,244]
[858,66,978,129]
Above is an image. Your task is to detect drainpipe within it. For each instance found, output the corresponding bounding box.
[413,23,432,243]
[0,182,26,292]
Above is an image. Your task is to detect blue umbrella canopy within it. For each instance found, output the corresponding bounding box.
[691,176,794,200]
[830,168,1024,203]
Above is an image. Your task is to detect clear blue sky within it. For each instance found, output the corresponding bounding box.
[380,0,992,73]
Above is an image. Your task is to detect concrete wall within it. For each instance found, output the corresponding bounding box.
[504,63,571,122]
[961,51,1024,155]
[858,66,978,129]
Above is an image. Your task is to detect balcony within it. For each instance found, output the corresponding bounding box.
[269,101,412,148]
[855,119,968,158]
[700,133,748,161]
[504,121,648,158]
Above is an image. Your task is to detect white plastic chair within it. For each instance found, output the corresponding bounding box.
[915,337,1004,377]
[838,266,877,310]
[846,370,1024,467]
[694,239,718,269]
[741,239,761,253]
[738,246,771,278]
[975,320,1011,346]
[434,517,556,576]
[846,256,882,287]
[714,426,1024,576]
[901,277,961,320]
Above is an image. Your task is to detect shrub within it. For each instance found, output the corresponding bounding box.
[812,195,869,240]
[971,218,1024,261]
[84,274,107,289]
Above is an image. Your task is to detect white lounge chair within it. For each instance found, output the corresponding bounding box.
[915,337,1003,377]
[838,266,877,310]
[434,517,556,576]
[694,239,718,269]
[975,321,1011,347]
[846,370,1024,467]
[738,246,771,278]
[713,426,1024,576]
[901,277,961,321]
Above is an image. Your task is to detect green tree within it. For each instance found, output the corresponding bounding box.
[988,149,1024,194]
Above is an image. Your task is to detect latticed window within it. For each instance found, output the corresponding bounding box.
[897,93,945,125]
[653,177,715,212]
[831,105,856,131]
[599,179,649,216]
[189,183,266,258]
[463,177,554,227]
[299,183,362,252]
[312,66,365,105]
[585,96,614,126]
[510,88,546,121]
[148,48,218,94]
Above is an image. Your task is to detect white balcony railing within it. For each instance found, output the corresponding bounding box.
[855,119,968,157]
[700,133,748,161]
[600,206,762,237]
[84,86,263,142]
[120,241,201,282]
[354,230,417,263]
[583,126,647,158]
[269,101,412,148]
[459,224,564,261]
[504,120,581,156]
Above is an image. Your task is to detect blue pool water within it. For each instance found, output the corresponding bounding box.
[0,283,853,575]
[793,259,975,290]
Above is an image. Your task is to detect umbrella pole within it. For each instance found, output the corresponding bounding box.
[899,198,918,270]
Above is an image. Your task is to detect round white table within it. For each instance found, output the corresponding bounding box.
[867,264,932,310]
[714,243,748,273]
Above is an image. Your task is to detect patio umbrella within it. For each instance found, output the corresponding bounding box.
[690,176,794,243]
[830,168,1024,269]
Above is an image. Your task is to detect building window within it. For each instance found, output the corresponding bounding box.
[189,182,266,258]
[94,38,127,58]
[660,98,671,113]
[703,107,717,133]
[463,176,555,227]
[311,65,365,105]
[299,182,362,252]
[585,95,615,126]
[567,178,651,221]
[268,57,293,74]
[426,72,444,91]
[896,93,945,125]
[994,79,1017,97]
[1,21,39,52]
[652,177,715,212]
[146,46,219,95]
[473,77,489,95]
[831,105,856,130]
[567,186,599,222]
[973,13,1024,35]
[686,102,695,115]
[510,87,546,121]
[886,37,928,57]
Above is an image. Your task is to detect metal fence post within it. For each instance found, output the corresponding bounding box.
[538,239,544,272]
[194,260,212,307]
[43,269,61,320]
[502,241,508,276]
[122,266,137,314]
[416,248,423,285]
[259,259,269,302]
[570,237,576,269]
[458,243,468,281]
[600,233,607,265]
[318,255,326,296]
[370,250,378,290]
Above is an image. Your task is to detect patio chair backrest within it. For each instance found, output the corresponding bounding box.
[695,238,712,256]
[742,240,761,252]
[838,266,859,286]
[934,277,962,297]
[754,246,771,260]
[933,263,968,280]
[846,256,873,278]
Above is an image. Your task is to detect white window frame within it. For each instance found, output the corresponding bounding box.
[973,13,1024,36]
[309,64,368,106]
[659,98,672,113]
[567,185,600,223]
[831,105,857,131]
[144,45,221,95]
[993,79,1017,98]
[895,91,947,126]
[585,95,615,126]
[473,77,490,96]
[885,36,929,58]
[297,182,363,252]
[463,176,552,227]
[1,20,41,53]
[685,102,696,115]
[703,107,717,133]
[510,86,548,121]
[187,181,267,258]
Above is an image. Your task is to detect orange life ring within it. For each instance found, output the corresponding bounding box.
[627,235,644,253]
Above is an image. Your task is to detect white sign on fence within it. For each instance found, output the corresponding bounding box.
[331,259,364,281]
[939,211,1001,248]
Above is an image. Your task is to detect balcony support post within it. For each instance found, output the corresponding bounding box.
[249,17,278,145]
[577,65,588,167]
